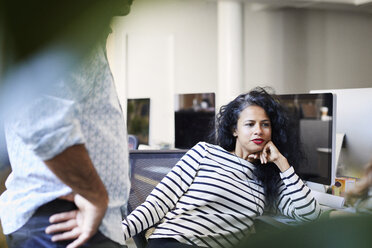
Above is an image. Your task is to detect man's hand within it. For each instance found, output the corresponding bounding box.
[45,193,107,248]
[43,145,109,248]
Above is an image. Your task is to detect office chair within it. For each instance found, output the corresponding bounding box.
[127,149,187,248]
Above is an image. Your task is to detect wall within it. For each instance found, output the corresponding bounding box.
[107,0,217,147]
[244,7,372,93]
[107,0,372,147]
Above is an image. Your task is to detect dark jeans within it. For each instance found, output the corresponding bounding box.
[146,238,199,248]
[6,199,126,248]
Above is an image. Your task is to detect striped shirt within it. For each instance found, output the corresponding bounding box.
[122,142,320,247]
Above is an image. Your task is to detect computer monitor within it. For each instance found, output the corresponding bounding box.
[277,93,336,186]
[310,88,372,178]
[174,93,215,149]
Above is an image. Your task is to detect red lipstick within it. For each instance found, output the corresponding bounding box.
[252,139,264,145]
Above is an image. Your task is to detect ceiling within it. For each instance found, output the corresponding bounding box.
[209,0,372,13]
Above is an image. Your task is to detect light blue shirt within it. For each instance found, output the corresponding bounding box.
[0,44,130,244]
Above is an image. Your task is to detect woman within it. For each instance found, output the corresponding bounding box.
[122,87,321,248]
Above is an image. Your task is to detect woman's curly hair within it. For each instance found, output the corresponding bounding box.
[213,87,303,209]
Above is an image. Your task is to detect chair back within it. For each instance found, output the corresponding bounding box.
[127,149,187,248]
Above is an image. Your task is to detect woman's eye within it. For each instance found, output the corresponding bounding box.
[262,123,270,127]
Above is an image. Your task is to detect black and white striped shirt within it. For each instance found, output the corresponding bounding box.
[122,142,320,247]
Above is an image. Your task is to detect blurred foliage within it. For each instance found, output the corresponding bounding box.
[0,0,133,80]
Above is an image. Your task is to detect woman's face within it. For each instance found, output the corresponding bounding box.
[233,105,272,155]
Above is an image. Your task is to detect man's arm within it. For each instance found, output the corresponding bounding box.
[44,144,108,248]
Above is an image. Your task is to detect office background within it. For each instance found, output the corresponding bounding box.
[105,0,372,148]
[1,0,372,246]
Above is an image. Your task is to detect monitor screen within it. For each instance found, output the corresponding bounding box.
[277,93,336,185]
[174,93,215,149]
[310,88,372,178]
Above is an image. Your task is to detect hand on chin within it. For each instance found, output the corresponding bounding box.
[247,148,264,163]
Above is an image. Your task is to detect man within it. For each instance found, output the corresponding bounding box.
[0,1,133,247]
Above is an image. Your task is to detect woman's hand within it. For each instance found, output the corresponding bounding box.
[45,193,107,248]
[248,141,290,172]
